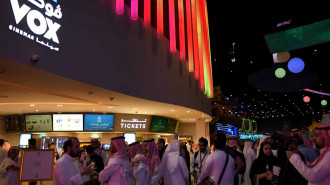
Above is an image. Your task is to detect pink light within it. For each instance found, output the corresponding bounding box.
[185,0,194,72]
[304,88,330,96]
[157,0,164,39]
[116,0,124,15]
[191,0,200,79]
[303,96,311,103]
[131,0,138,21]
[178,0,186,61]
[169,0,176,53]
[144,0,151,28]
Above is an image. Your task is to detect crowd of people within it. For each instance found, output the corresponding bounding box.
[0,124,329,185]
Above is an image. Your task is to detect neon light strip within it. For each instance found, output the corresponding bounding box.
[185,0,194,72]
[196,0,204,91]
[157,0,164,39]
[304,88,330,96]
[200,0,209,95]
[116,0,124,15]
[178,0,186,61]
[131,0,138,21]
[169,0,176,53]
[144,0,151,28]
[191,0,200,79]
[202,0,212,97]
[204,2,213,98]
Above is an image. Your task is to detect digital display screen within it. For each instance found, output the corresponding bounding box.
[19,134,32,148]
[84,114,114,131]
[166,118,177,133]
[25,114,52,132]
[124,133,136,144]
[4,115,25,132]
[216,123,238,137]
[150,117,167,132]
[52,114,83,131]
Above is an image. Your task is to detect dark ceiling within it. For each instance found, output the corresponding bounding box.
[207,1,330,122]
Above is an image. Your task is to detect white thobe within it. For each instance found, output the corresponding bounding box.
[132,154,149,185]
[190,150,211,183]
[244,148,256,185]
[54,153,88,185]
[149,164,162,185]
[163,156,189,185]
[99,157,132,185]
[0,157,21,185]
[0,147,7,166]
[198,150,235,185]
[289,148,330,185]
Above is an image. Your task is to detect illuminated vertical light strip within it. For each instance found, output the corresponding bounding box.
[144,0,151,28]
[178,0,186,61]
[169,0,176,53]
[116,0,124,15]
[157,0,164,39]
[196,0,205,91]
[204,0,213,97]
[185,0,194,72]
[131,0,139,21]
[191,0,200,79]
[199,0,209,96]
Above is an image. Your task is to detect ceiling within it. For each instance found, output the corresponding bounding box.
[0,57,211,123]
[207,1,330,121]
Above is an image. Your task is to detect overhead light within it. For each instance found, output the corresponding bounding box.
[30,104,35,107]
[132,107,138,109]
[187,111,190,113]
[170,110,175,112]
[108,106,113,108]
[36,110,39,112]
[93,110,95,112]
[57,104,62,107]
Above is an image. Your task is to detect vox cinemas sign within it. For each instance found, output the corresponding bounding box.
[8,0,62,51]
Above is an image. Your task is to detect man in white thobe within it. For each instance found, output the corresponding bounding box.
[287,125,330,185]
[54,137,94,185]
[0,139,7,165]
[190,137,211,184]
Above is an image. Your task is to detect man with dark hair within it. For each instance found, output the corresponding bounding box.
[156,138,167,160]
[91,139,106,163]
[291,134,318,163]
[190,137,211,183]
[28,138,37,149]
[198,133,235,185]
[54,137,94,185]
[0,139,7,165]
[85,145,104,185]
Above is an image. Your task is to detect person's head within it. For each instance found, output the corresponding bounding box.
[86,145,95,156]
[259,142,272,157]
[226,138,237,148]
[313,125,330,149]
[198,137,208,152]
[214,132,226,150]
[91,139,100,149]
[63,137,80,158]
[0,139,4,147]
[110,136,128,158]
[128,142,143,159]
[157,138,165,149]
[28,138,37,149]
[7,146,19,160]
[48,143,56,150]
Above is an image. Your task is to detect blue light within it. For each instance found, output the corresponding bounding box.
[53,0,57,3]
[288,57,305,73]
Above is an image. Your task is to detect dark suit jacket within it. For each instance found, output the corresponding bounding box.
[159,145,167,160]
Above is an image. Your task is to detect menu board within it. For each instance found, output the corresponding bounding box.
[4,115,25,132]
[84,114,114,131]
[166,119,178,133]
[150,117,167,132]
[53,114,83,131]
[25,114,52,132]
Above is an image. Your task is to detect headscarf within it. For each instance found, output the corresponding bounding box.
[291,128,313,148]
[128,142,148,168]
[143,139,161,176]
[91,139,103,156]
[243,140,253,156]
[112,137,129,159]
[307,125,330,168]
[161,140,181,174]
[256,133,271,157]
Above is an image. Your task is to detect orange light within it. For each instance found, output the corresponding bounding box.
[178,0,186,61]
[185,0,194,72]
[157,0,164,39]
[197,0,204,91]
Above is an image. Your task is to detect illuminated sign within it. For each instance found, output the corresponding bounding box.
[239,118,257,133]
[240,133,263,142]
[120,118,147,129]
[216,123,238,137]
[9,0,62,51]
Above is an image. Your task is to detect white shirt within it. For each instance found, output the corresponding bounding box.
[0,147,7,166]
[132,154,149,185]
[0,157,21,185]
[99,157,132,185]
[149,164,162,185]
[289,148,330,185]
[198,150,235,185]
[54,153,87,185]
[190,150,211,182]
